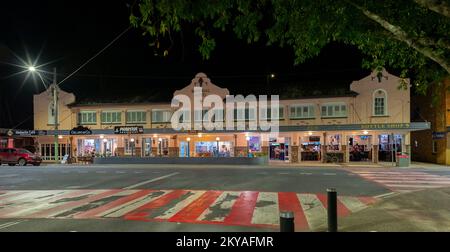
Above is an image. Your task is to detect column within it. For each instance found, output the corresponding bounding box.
[321,132,327,163]
[291,145,299,163]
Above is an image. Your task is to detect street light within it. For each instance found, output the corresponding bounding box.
[28,66,59,163]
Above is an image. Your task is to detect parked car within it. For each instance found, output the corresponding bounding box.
[0,148,42,166]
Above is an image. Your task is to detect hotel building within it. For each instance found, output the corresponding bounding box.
[31,69,429,164]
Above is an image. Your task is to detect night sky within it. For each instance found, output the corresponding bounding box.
[0,0,370,129]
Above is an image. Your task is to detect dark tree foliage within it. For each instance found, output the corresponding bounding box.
[129,0,450,93]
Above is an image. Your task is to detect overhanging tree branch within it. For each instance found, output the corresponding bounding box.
[347,0,450,74]
[414,0,450,18]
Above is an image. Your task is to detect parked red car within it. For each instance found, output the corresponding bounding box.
[0,148,42,166]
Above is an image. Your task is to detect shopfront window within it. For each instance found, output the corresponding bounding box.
[194,141,233,157]
[156,138,169,156]
[379,134,403,162]
[76,139,100,156]
[327,134,342,151]
[348,135,372,161]
[248,136,261,152]
[300,135,321,161]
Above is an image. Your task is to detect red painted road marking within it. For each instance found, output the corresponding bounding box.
[26,189,122,218]
[124,190,188,221]
[278,192,309,231]
[73,190,155,219]
[0,190,96,217]
[316,193,351,217]
[223,191,259,225]
[0,191,28,201]
[169,190,222,223]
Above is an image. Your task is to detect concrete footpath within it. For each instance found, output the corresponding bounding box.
[318,187,450,232]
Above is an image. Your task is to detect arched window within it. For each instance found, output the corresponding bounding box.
[373,89,387,116]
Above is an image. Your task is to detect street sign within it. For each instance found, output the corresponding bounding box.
[432,132,446,139]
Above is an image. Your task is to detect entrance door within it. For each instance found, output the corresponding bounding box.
[179,141,189,157]
[378,134,403,162]
[269,138,288,161]
[348,135,372,162]
[142,138,152,157]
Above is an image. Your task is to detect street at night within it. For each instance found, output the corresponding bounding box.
[1,0,450,249]
[0,164,449,232]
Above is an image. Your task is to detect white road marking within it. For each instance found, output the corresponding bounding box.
[278,172,290,175]
[0,220,26,230]
[323,173,336,176]
[96,171,107,174]
[251,192,279,225]
[197,191,240,222]
[154,190,205,220]
[0,174,19,178]
[299,172,312,175]
[297,193,326,230]
[374,192,397,198]
[123,172,179,189]
[116,171,126,174]
[102,190,171,218]
[338,196,367,212]
[384,184,448,188]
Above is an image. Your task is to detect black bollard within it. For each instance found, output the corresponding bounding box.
[279,211,295,232]
[327,188,338,232]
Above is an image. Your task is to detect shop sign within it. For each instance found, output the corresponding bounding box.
[432,132,446,139]
[363,123,411,129]
[70,126,92,135]
[9,129,47,136]
[114,126,144,134]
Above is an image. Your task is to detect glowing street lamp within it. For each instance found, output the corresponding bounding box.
[28,66,36,72]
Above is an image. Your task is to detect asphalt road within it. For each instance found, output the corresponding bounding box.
[0,164,389,196]
[1,164,448,232]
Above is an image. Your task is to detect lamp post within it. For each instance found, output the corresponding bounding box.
[187,137,191,157]
[28,66,60,163]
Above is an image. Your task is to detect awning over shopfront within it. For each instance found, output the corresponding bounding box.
[43,122,431,135]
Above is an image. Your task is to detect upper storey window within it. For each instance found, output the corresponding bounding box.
[373,89,387,116]
[321,103,347,118]
[78,111,97,125]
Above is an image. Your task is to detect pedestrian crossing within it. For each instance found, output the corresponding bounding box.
[0,189,377,230]
[352,171,450,192]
